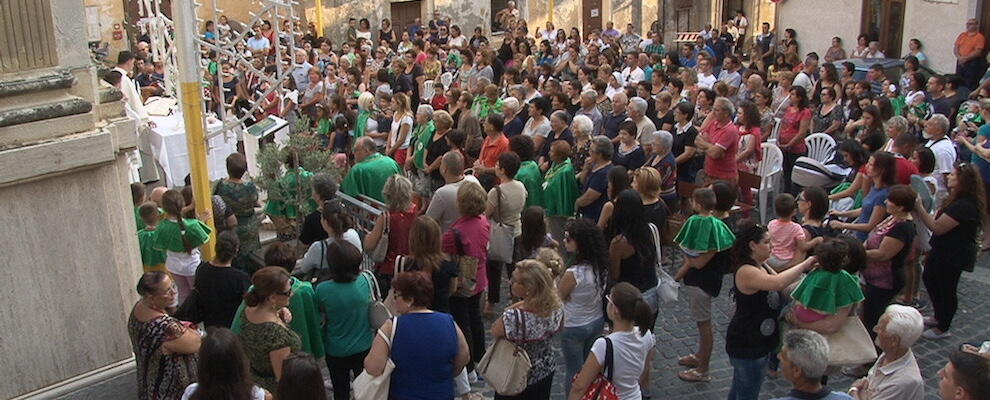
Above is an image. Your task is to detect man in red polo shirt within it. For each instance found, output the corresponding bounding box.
[695,97,740,185]
[892,133,919,185]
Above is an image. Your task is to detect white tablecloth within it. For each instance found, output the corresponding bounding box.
[148,114,239,186]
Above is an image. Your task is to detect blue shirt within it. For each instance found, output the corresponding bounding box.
[504,114,525,137]
[855,185,890,241]
[972,124,990,183]
[580,164,613,222]
[390,312,459,400]
[772,388,854,400]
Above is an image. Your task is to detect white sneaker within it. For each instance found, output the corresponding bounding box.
[922,328,951,340]
[468,370,478,384]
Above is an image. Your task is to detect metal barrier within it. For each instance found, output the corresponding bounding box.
[336,192,383,270]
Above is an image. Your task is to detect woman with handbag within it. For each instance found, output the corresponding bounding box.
[485,152,528,316]
[490,260,564,399]
[403,216,461,314]
[313,241,374,400]
[363,271,470,399]
[568,282,656,400]
[558,218,609,395]
[365,175,418,294]
[442,182,491,376]
[295,201,363,281]
[725,223,816,400]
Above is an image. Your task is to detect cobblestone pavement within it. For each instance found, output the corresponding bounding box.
[469,248,990,400]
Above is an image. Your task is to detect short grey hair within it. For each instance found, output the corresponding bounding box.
[591,136,614,159]
[629,97,648,114]
[714,97,735,115]
[650,130,673,152]
[887,115,909,134]
[551,110,573,126]
[571,115,594,137]
[311,173,339,202]
[502,97,520,113]
[417,104,434,117]
[882,304,924,348]
[927,114,950,134]
[508,84,525,97]
[581,89,597,101]
[382,174,413,211]
[782,329,829,381]
[355,136,377,152]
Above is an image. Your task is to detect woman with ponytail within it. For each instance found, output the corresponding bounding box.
[155,189,212,304]
[294,200,363,279]
[724,223,816,400]
[568,282,655,400]
[558,218,609,394]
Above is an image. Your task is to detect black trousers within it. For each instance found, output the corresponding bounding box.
[487,260,510,304]
[326,349,369,400]
[450,293,485,368]
[782,150,806,195]
[863,283,899,340]
[494,374,553,400]
[957,58,988,90]
[923,260,965,332]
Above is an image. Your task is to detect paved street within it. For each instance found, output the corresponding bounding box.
[472,247,990,400]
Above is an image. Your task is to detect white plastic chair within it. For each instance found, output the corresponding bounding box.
[804,132,836,163]
[422,80,435,102]
[757,142,783,224]
[439,72,453,91]
[768,117,782,144]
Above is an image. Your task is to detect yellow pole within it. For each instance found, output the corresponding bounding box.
[549,0,554,28]
[173,0,216,260]
[315,0,324,38]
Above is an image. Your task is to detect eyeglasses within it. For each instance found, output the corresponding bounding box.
[158,285,178,296]
[278,287,294,297]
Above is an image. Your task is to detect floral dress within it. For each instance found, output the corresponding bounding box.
[214,179,261,264]
[502,307,564,385]
[570,139,592,172]
[238,309,302,392]
[128,307,197,400]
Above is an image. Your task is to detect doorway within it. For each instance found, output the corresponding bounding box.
[582,0,602,36]
[123,0,172,48]
[861,0,905,58]
[390,0,422,36]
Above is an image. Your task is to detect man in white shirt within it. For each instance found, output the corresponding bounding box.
[848,305,925,400]
[425,151,480,231]
[113,51,159,183]
[717,55,743,101]
[700,24,714,41]
[246,32,270,57]
[793,55,819,93]
[621,53,645,85]
[291,48,313,93]
[696,58,717,90]
[924,114,957,205]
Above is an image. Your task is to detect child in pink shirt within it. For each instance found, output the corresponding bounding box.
[767,193,806,271]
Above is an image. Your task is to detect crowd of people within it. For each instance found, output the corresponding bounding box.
[119,7,990,400]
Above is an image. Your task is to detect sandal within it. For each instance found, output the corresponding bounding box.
[678,368,711,382]
[677,354,701,367]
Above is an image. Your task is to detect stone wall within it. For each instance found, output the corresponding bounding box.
[83,0,130,55]
[777,0,861,64]
[902,0,978,73]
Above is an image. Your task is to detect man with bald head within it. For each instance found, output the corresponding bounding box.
[341,137,401,203]
[291,48,314,92]
[425,150,480,230]
[737,73,764,104]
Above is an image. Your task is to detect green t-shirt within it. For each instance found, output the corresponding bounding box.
[314,275,374,357]
[412,120,436,170]
[317,118,332,136]
[264,168,316,218]
[515,160,545,208]
[152,218,212,253]
[355,109,371,139]
[134,206,145,231]
[137,228,167,268]
[541,159,579,217]
[341,153,402,203]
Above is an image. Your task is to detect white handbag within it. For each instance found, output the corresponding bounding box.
[825,316,879,366]
[649,223,679,304]
[353,318,398,400]
[488,186,515,263]
[477,310,532,395]
[370,213,390,263]
[363,270,392,330]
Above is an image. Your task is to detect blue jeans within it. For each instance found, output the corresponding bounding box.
[727,355,769,400]
[560,317,605,394]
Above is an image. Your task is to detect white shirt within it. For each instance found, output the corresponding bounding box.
[113,66,148,120]
[291,62,313,93]
[295,229,363,275]
[793,71,816,92]
[696,72,717,90]
[591,329,656,400]
[563,264,604,327]
[925,137,956,194]
[448,35,468,48]
[622,67,645,85]
[522,116,552,138]
[425,175,481,231]
[390,114,414,149]
[866,50,886,58]
[182,384,266,400]
[862,350,925,400]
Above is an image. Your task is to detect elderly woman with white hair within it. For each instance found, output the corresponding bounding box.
[776,330,854,400]
[881,115,910,153]
[407,104,437,196]
[364,175,418,293]
[847,305,925,400]
[502,97,526,137]
[539,110,576,169]
[628,97,657,140]
[570,114,595,172]
[642,130,678,209]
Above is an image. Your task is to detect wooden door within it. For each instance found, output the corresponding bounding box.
[861,0,905,58]
[390,0,422,36]
[582,0,602,37]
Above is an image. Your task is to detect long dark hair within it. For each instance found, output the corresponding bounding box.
[943,163,989,227]
[609,282,654,335]
[519,206,549,254]
[161,189,193,252]
[275,353,328,400]
[322,200,355,237]
[731,222,767,272]
[609,189,656,262]
[190,328,255,400]
[565,218,609,291]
